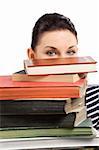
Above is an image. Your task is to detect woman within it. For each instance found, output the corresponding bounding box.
[27,13,99,130]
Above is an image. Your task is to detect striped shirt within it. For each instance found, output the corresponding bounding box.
[85,85,99,130]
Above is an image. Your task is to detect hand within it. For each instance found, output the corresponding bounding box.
[78,73,87,79]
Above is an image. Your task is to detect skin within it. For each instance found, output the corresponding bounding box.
[27,30,78,60]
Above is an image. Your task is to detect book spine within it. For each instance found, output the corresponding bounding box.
[0,86,82,99]
[0,127,93,139]
[0,113,76,129]
[0,100,66,115]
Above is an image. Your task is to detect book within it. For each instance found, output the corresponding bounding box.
[67,106,87,126]
[64,97,86,126]
[0,99,86,127]
[74,106,87,126]
[0,112,76,129]
[12,73,80,83]
[24,56,97,75]
[65,97,85,112]
[0,118,96,139]
[0,76,87,99]
[0,99,67,115]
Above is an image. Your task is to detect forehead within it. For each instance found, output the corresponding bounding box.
[38,30,77,47]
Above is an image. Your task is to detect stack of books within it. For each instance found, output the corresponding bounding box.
[0,56,97,139]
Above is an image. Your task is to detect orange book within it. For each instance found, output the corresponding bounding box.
[0,76,87,100]
[24,56,97,75]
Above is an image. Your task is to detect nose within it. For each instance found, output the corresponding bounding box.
[59,53,68,58]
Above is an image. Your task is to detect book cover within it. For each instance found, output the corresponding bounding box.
[26,56,96,66]
[24,56,97,75]
[0,76,87,99]
[0,99,66,115]
[0,76,86,88]
[0,113,76,128]
[0,119,95,139]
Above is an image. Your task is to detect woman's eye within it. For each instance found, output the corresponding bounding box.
[66,50,76,56]
[46,50,57,56]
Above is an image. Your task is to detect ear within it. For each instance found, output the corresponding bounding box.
[27,48,36,60]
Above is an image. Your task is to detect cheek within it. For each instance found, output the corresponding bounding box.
[34,46,47,59]
[34,52,48,59]
[75,51,78,56]
[36,54,57,59]
[72,53,78,57]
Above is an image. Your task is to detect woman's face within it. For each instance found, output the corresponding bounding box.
[28,30,78,60]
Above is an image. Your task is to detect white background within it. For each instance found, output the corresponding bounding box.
[0,0,99,84]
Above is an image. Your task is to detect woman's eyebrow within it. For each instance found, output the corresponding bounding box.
[45,45,77,50]
[68,45,77,49]
[45,46,57,50]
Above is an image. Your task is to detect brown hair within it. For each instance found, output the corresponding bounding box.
[31,13,77,50]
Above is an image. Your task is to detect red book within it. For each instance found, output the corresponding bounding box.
[24,56,97,75]
[0,76,87,100]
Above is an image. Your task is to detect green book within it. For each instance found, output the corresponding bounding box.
[0,118,96,139]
